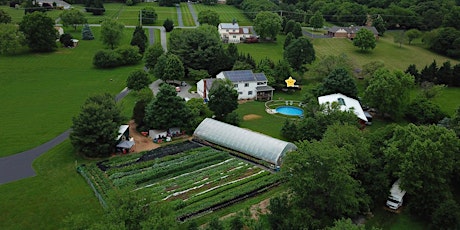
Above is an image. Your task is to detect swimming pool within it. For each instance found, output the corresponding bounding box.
[275,106,304,116]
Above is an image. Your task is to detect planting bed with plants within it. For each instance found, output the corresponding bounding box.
[79,142,279,220]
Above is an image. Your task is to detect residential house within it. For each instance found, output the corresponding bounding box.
[327,26,379,39]
[197,70,274,101]
[317,93,371,125]
[218,23,252,43]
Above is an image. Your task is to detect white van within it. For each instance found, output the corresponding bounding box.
[386,179,406,210]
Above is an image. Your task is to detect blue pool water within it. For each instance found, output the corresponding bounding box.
[276,106,304,116]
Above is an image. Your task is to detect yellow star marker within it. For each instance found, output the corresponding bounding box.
[285,76,296,87]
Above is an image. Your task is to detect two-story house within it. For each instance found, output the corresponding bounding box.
[218,23,252,43]
[197,70,274,101]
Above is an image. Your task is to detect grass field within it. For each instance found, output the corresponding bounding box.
[235,35,285,62]
[180,3,195,27]
[0,141,103,230]
[0,27,142,157]
[193,4,251,26]
[311,35,460,71]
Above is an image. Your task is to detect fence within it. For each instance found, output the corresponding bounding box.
[76,166,108,209]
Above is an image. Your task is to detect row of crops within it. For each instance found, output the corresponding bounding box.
[78,142,279,220]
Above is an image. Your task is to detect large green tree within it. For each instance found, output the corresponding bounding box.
[207,79,238,121]
[186,98,213,130]
[0,23,25,55]
[384,124,460,219]
[144,84,191,130]
[198,10,220,27]
[315,67,358,98]
[309,54,353,80]
[0,9,12,24]
[141,7,157,25]
[60,9,87,31]
[101,19,124,49]
[353,28,376,51]
[169,25,228,75]
[144,43,164,71]
[309,11,325,30]
[126,70,151,91]
[284,37,315,72]
[253,11,282,40]
[153,53,185,82]
[19,12,57,52]
[405,29,422,45]
[130,26,148,53]
[70,93,124,158]
[364,68,414,119]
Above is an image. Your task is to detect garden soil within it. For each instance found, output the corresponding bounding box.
[243,114,262,121]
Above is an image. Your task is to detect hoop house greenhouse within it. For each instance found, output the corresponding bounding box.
[193,118,297,168]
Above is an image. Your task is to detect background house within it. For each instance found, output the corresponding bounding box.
[197,70,274,101]
[327,26,379,39]
[218,23,252,43]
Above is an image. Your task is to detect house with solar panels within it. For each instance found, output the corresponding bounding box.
[197,70,275,101]
[218,22,252,43]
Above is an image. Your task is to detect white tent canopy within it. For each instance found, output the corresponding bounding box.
[193,118,297,166]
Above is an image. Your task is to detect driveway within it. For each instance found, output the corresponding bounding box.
[149,79,201,100]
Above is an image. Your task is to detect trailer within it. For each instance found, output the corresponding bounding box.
[386,179,406,210]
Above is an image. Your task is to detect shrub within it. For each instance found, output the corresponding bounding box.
[163,18,174,32]
[93,50,122,68]
[59,33,73,47]
[116,45,142,65]
[81,24,94,40]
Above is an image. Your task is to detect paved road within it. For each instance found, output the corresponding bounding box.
[0,88,130,185]
[176,5,184,27]
[187,2,199,26]
[149,79,201,100]
[148,28,155,45]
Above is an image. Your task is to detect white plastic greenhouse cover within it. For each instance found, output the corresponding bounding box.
[193,118,297,166]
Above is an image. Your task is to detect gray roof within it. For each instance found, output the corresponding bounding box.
[116,140,134,149]
[222,70,268,82]
[194,118,297,166]
[328,26,378,35]
[256,85,275,91]
[219,23,239,29]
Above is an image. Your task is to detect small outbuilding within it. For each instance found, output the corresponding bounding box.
[317,93,368,122]
[193,118,297,168]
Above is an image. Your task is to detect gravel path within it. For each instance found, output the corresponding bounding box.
[176,4,184,27]
[187,2,199,26]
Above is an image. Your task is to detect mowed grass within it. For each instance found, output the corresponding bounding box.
[0,141,103,230]
[235,35,285,62]
[0,27,143,157]
[311,35,459,71]
[180,3,195,27]
[432,87,460,116]
[193,4,251,26]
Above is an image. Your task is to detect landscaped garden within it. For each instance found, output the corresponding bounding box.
[78,142,279,221]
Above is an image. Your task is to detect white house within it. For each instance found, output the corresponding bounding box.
[317,93,368,122]
[197,70,274,101]
[218,23,252,43]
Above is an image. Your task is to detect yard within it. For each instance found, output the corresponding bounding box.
[192,3,251,26]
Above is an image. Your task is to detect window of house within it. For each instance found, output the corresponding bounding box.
[244,83,249,87]
[239,91,243,94]
[257,82,266,85]
[226,29,229,32]
[234,84,238,88]
[337,98,346,106]
[233,35,236,38]
[248,91,253,95]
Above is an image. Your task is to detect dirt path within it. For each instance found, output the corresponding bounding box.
[128,120,160,153]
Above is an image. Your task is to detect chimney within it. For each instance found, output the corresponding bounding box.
[203,79,207,100]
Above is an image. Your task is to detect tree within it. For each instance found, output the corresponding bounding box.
[316,67,358,98]
[361,61,384,79]
[19,12,57,52]
[144,43,164,71]
[159,0,179,7]
[60,9,87,31]
[202,0,217,5]
[283,19,295,34]
[206,218,224,230]
[100,19,124,49]
[384,124,460,219]
[309,54,353,80]
[393,30,406,48]
[126,70,150,91]
[229,216,244,230]
[232,61,253,70]
[59,33,74,47]
[141,7,157,24]
[153,53,185,82]
[405,98,446,125]
[364,68,414,119]
[85,0,105,15]
[292,22,303,38]
[70,93,123,158]
[284,37,315,72]
[186,98,213,130]
[198,10,220,27]
[253,11,282,40]
[273,60,292,88]
[0,23,25,55]
[309,11,325,30]
[405,28,421,45]
[283,32,294,49]
[208,79,238,121]
[130,26,148,53]
[371,14,386,35]
[443,6,460,30]
[144,84,191,130]
[431,199,460,230]
[256,57,275,85]
[353,28,376,51]
[163,18,174,32]
[81,24,94,40]
[0,9,12,24]
[169,25,228,75]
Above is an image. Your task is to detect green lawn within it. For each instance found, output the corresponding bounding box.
[432,87,460,116]
[180,3,195,27]
[0,141,103,230]
[235,35,286,63]
[0,27,142,157]
[193,4,251,26]
[366,207,427,230]
[311,35,459,71]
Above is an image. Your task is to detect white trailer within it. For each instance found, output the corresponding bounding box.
[386,179,406,210]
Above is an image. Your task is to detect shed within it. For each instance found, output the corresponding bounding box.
[116,125,130,141]
[193,118,297,167]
